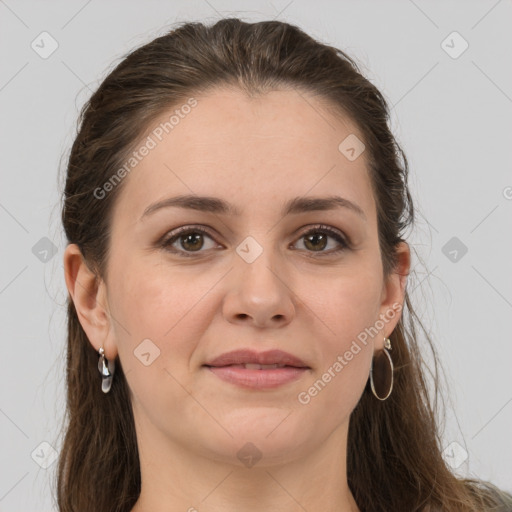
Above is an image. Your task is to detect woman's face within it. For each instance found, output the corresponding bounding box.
[90,87,408,465]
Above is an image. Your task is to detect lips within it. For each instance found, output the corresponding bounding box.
[224,363,289,370]
[203,349,310,369]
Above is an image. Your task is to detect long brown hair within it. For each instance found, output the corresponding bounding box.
[57,18,512,512]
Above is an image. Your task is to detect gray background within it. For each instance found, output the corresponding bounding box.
[1,0,511,510]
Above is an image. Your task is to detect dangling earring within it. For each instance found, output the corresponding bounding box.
[98,347,115,393]
[370,337,393,401]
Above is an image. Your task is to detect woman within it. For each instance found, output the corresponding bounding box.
[58,18,512,512]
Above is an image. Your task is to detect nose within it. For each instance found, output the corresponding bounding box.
[222,251,296,329]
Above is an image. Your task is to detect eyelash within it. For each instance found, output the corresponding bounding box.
[159,224,350,258]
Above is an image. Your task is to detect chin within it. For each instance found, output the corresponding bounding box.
[196,410,313,466]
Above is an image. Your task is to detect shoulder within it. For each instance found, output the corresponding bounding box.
[491,487,512,511]
[474,482,512,511]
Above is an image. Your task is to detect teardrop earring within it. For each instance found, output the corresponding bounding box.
[98,347,115,393]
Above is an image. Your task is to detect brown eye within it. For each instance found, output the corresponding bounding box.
[160,226,219,257]
[159,224,349,258]
[293,225,349,256]
[177,232,204,252]
[303,232,328,251]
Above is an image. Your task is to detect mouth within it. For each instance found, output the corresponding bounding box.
[205,363,304,370]
[204,365,309,389]
[202,349,310,389]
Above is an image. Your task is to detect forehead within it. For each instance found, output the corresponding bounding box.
[111,86,375,226]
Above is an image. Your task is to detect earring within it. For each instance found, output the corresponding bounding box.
[98,347,115,393]
[370,337,393,401]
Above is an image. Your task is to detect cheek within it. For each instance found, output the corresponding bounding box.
[107,258,219,385]
[294,263,382,410]
[110,251,219,334]
[297,257,383,348]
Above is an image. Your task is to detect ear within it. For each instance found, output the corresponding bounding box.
[63,243,118,361]
[376,241,410,348]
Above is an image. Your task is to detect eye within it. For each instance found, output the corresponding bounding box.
[292,224,349,256]
[160,225,220,257]
[159,224,350,258]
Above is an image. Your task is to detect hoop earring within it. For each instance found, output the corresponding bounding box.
[98,347,115,393]
[370,337,393,401]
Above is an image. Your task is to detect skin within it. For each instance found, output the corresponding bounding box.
[64,86,410,512]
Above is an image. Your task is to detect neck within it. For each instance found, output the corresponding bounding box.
[130,414,360,512]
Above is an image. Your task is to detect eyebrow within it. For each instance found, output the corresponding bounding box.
[140,194,366,221]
